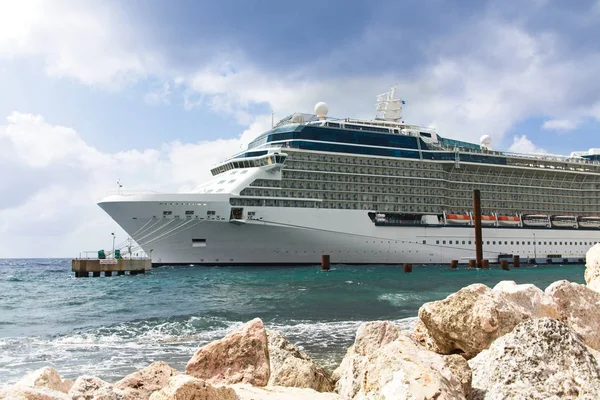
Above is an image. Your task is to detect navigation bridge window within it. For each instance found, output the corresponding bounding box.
[210,154,288,176]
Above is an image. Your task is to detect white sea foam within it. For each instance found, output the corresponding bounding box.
[0,315,418,383]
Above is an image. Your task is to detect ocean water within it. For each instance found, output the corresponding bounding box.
[0,259,586,385]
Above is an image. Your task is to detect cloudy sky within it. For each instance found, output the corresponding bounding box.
[1,0,600,257]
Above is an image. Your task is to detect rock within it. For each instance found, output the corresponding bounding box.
[469,318,600,399]
[492,281,560,319]
[333,321,402,398]
[69,376,125,400]
[148,375,238,400]
[411,319,443,353]
[266,330,334,392]
[442,354,472,398]
[0,386,71,400]
[545,280,600,350]
[335,321,468,399]
[418,282,559,358]
[230,384,340,399]
[585,244,600,290]
[185,318,270,386]
[15,367,73,393]
[114,361,179,400]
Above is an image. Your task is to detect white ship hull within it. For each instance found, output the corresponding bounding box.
[99,194,599,265]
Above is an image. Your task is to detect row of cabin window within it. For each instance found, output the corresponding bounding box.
[163,210,216,216]
[432,239,597,246]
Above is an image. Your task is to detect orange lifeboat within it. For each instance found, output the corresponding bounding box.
[480,215,497,226]
[446,214,470,225]
[498,215,521,226]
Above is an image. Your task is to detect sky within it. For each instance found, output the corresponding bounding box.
[1,0,600,257]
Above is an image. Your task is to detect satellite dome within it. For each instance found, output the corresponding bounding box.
[480,135,492,148]
[314,102,329,120]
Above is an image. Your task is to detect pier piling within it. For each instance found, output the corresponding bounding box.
[403,263,413,273]
[468,260,476,269]
[500,260,510,270]
[513,255,520,267]
[473,190,483,268]
[450,260,458,269]
[321,255,330,271]
[482,259,489,269]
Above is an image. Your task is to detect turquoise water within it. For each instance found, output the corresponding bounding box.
[0,259,586,384]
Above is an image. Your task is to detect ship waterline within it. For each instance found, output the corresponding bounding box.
[99,195,600,265]
[98,88,600,264]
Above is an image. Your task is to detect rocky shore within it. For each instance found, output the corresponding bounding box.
[4,245,600,400]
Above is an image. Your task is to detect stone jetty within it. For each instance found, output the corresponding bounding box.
[4,245,600,399]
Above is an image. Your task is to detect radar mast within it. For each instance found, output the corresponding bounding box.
[376,86,404,122]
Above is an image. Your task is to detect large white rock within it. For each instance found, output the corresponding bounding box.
[418,282,560,358]
[15,367,73,393]
[149,375,237,400]
[230,384,339,399]
[185,318,270,386]
[585,244,600,291]
[333,321,402,398]
[469,318,600,399]
[68,375,125,400]
[266,330,334,392]
[334,321,468,400]
[0,385,71,400]
[114,361,179,400]
[545,280,600,350]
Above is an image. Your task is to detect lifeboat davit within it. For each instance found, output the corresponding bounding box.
[522,214,549,227]
[579,216,600,228]
[480,215,497,226]
[446,214,470,225]
[498,215,521,226]
[551,215,577,228]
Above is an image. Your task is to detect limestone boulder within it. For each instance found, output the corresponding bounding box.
[442,354,472,398]
[114,361,179,400]
[469,318,600,399]
[0,386,71,400]
[69,375,125,400]
[585,243,600,289]
[545,280,600,350]
[492,280,560,318]
[266,330,334,392]
[333,321,402,398]
[335,321,468,399]
[149,375,238,400]
[230,384,340,399]
[15,367,73,393]
[418,282,559,358]
[185,318,270,386]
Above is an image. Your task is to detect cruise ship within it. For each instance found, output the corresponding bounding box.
[99,88,600,265]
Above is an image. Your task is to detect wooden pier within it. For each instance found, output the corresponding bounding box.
[72,258,152,277]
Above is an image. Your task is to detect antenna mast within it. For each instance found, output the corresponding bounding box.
[376,86,404,122]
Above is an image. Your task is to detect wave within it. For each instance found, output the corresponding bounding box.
[0,314,418,384]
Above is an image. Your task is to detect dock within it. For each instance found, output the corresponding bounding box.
[72,258,152,277]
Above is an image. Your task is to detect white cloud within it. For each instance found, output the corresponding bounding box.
[0,1,160,88]
[144,82,172,106]
[541,119,578,131]
[0,112,267,257]
[508,135,547,154]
